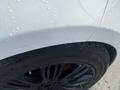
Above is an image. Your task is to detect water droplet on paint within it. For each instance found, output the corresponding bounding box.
[16,0,21,2]
[8,6,13,13]
[10,33,13,36]
[9,9,13,13]
[11,16,15,19]
[47,7,51,10]
[42,0,49,3]
[16,27,20,31]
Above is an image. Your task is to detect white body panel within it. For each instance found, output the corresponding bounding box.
[0,0,120,62]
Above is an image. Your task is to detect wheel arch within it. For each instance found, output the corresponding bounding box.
[0,26,119,64]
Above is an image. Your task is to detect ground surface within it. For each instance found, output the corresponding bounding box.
[89,60,120,90]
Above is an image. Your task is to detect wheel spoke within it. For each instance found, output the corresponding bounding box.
[55,64,64,81]
[52,65,59,80]
[60,64,94,90]
[60,65,84,82]
[70,67,90,82]
[69,75,93,86]
[9,80,30,87]
[67,79,90,87]
[41,66,47,81]
[77,74,93,82]
[46,66,51,80]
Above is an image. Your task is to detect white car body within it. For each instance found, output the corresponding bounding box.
[0,0,120,62]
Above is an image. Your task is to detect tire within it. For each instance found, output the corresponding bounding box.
[0,42,110,90]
